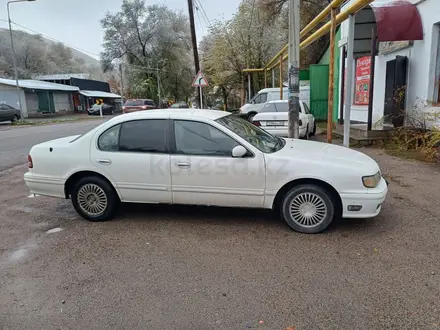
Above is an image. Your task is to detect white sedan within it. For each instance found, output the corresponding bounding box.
[252,100,316,138]
[24,109,388,234]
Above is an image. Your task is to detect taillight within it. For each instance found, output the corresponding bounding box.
[252,121,261,126]
[299,119,303,127]
[28,154,33,168]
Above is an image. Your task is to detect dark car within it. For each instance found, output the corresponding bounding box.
[0,103,21,122]
[87,104,115,116]
[122,99,156,113]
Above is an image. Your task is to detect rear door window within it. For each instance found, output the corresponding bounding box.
[119,120,168,153]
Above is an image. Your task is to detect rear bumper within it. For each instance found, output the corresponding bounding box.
[262,127,288,137]
[261,126,307,138]
[24,172,65,198]
[340,178,388,218]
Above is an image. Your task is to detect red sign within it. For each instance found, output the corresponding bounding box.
[354,56,371,105]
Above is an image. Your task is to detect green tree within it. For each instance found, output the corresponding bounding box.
[100,0,194,103]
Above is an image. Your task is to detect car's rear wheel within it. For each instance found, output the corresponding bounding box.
[11,115,19,122]
[280,184,335,234]
[71,176,118,221]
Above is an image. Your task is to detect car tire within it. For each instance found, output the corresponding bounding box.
[71,176,119,222]
[280,184,335,234]
[311,122,317,136]
[11,115,19,122]
[305,124,310,140]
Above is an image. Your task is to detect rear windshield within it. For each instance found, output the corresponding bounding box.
[144,100,155,106]
[124,100,143,106]
[274,103,289,112]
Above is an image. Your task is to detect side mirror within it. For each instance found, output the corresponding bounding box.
[232,145,247,158]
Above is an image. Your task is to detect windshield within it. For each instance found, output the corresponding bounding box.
[216,115,285,153]
[124,100,143,106]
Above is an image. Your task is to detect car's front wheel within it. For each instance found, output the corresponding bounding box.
[11,114,19,122]
[281,184,335,234]
[71,176,119,221]
[311,121,317,136]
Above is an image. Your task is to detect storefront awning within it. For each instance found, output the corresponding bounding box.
[370,0,423,42]
[80,90,121,98]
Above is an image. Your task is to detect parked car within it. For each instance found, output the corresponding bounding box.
[0,103,20,122]
[122,99,156,113]
[24,109,388,234]
[252,100,316,139]
[87,104,115,116]
[239,86,310,121]
[170,102,189,109]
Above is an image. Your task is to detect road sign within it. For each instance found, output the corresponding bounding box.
[192,71,209,87]
[95,98,104,105]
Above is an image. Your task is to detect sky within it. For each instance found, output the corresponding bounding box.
[0,0,239,60]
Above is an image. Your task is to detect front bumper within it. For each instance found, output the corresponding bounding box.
[340,177,388,218]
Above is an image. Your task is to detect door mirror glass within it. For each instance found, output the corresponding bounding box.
[232,145,247,158]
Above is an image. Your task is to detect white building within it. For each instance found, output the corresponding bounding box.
[0,78,79,118]
[338,0,439,128]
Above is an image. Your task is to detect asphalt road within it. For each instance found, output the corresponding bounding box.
[0,126,439,329]
[0,120,107,171]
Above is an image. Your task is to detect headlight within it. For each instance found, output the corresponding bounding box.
[362,171,381,188]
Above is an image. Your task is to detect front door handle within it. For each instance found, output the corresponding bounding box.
[174,162,191,169]
[97,159,112,165]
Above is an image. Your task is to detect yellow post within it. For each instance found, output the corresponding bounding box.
[327,7,337,143]
[279,54,284,99]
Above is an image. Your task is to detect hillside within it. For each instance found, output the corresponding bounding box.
[0,28,104,80]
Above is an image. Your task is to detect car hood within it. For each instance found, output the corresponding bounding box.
[276,138,380,173]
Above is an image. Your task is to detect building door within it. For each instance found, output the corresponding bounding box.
[37,91,55,113]
[309,64,329,121]
[384,56,407,127]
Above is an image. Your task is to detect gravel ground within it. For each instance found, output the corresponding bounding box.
[0,144,439,329]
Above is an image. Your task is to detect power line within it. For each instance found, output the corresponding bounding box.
[194,0,210,27]
[194,4,206,34]
[0,19,100,59]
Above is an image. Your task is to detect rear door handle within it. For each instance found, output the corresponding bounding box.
[97,159,112,165]
[175,162,191,169]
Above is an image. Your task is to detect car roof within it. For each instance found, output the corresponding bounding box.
[125,98,153,101]
[258,88,288,93]
[115,109,230,121]
[267,100,303,104]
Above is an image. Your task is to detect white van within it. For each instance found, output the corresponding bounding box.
[239,85,310,120]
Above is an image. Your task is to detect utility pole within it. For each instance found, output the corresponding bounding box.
[288,0,301,139]
[187,0,202,108]
[119,62,124,103]
[156,63,161,106]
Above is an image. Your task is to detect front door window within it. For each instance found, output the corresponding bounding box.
[174,120,238,156]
